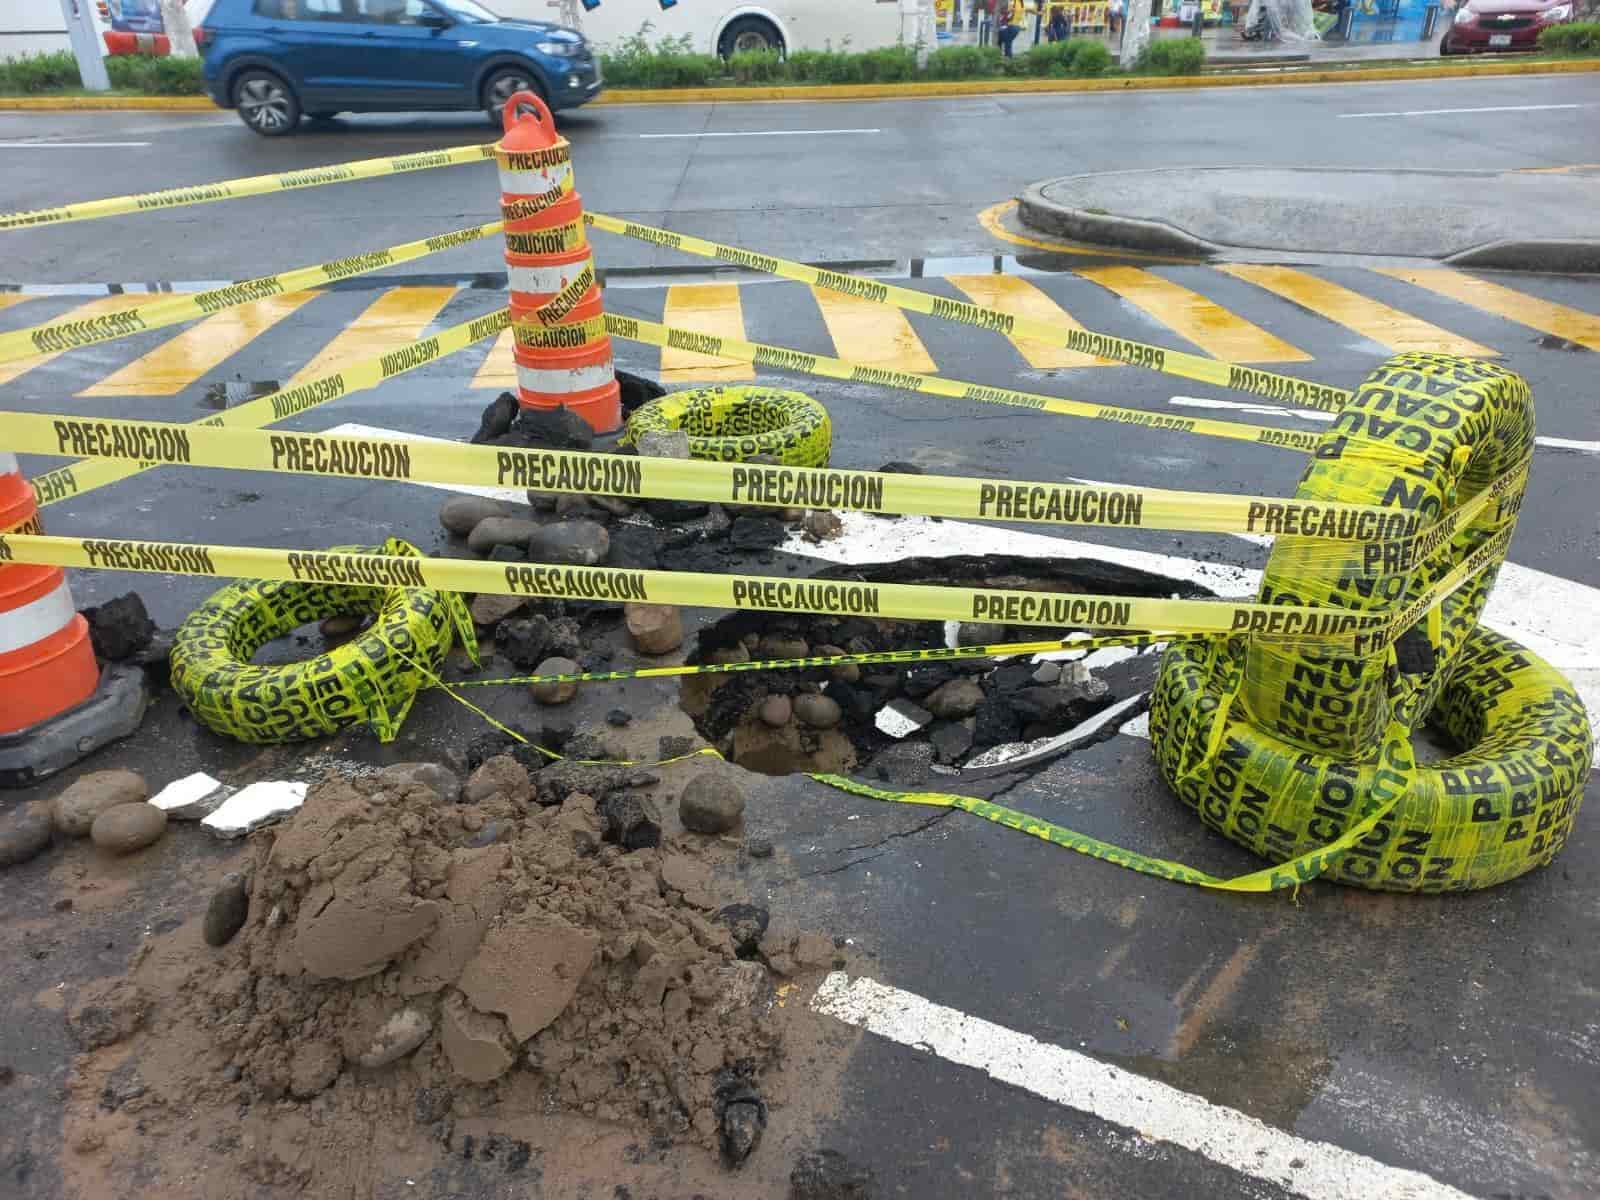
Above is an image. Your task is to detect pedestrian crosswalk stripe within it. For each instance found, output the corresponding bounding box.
[1075,267,1312,364]
[81,292,320,397]
[0,294,155,387]
[285,286,458,388]
[1217,264,1497,358]
[810,284,936,375]
[660,283,754,382]
[0,295,31,315]
[471,328,516,389]
[945,274,1107,369]
[1374,268,1600,354]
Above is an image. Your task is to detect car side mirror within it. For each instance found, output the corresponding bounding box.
[419,9,453,28]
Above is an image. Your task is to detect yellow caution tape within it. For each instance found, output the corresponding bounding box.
[0,527,1504,653]
[0,221,505,366]
[5,409,1436,548]
[0,142,498,232]
[587,211,1356,412]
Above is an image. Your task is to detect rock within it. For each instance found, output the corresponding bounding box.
[877,460,924,476]
[319,613,363,639]
[440,495,518,537]
[606,709,632,728]
[528,520,609,566]
[148,771,229,820]
[826,680,875,724]
[875,698,932,739]
[81,592,155,661]
[957,621,1007,647]
[545,616,584,661]
[793,932,836,968]
[722,1101,766,1166]
[636,429,691,459]
[468,516,539,556]
[813,644,858,682]
[470,593,526,627]
[746,836,774,859]
[716,903,771,958]
[440,998,516,1083]
[554,493,596,518]
[617,368,667,413]
[1059,660,1111,705]
[0,803,53,868]
[707,643,751,666]
[51,769,148,837]
[526,489,558,511]
[203,872,250,947]
[758,695,792,729]
[530,657,581,705]
[791,1148,879,1200]
[99,1062,148,1111]
[508,404,594,451]
[713,960,769,1015]
[624,603,683,656]
[1032,661,1063,685]
[89,804,167,855]
[606,525,663,570]
[974,695,1023,748]
[489,544,527,563]
[356,1008,432,1069]
[644,498,710,523]
[496,615,553,667]
[929,721,975,764]
[757,634,809,661]
[901,663,958,699]
[590,494,633,518]
[802,510,844,541]
[378,762,460,803]
[680,774,747,835]
[201,781,307,839]
[867,741,935,787]
[923,678,984,720]
[1010,687,1079,725]
[729,515,786,551]
[67,981,148,1050]
[793,694,842,730]
[463,756,529,804]
[600,793,661,850]
[470,390,518,444]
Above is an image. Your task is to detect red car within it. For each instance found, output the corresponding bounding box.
[1441,0,1574,53]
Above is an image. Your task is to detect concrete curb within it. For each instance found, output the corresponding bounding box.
[1445,239,1600,274]
[1,57,1597,111]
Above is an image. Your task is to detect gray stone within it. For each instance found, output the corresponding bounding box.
[758,694,793,728]
[793,694,842,730]
[957,622,1007,647]
[531,657,581,705]
[730,515,786,551]
[715,903,771,957]
[469,593,526,627]
[525,490,558,511]
[497,615,554,668]
[875,699,933,739]
[378,762,460,803]
[51,769,149,838]
[528,520,609,567]
[746,836,774,859]
[802,510,844,541]
[923,678,984,721]
[721,1100,765,1166]
[600,793,661,850]
[463,756,530,804]
[356,1008,433,1070]
[82,592,155,661]
[440,495,518,537]
[590,494,634,518]
[679,774,746,835]
[624,603,683,655]
[867,741,935,787]
[758,635,809,661]
[89,803,167,855]
[554,493,596,518]
[0,802,53,868]
[467,516,539,556]
[1031,661,1063,685]
[1059,660,1110,704]
[203,872,249,947]
[929,721,975,765]
[708,643,750,666]
[636,429,691,459]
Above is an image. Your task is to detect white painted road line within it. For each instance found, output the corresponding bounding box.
[0,141,153,148]
[637,128,880,139]
[811,972,1473,1200]
[1337,104,1589,119]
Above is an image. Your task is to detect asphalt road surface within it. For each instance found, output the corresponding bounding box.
[2,71,1599,1200]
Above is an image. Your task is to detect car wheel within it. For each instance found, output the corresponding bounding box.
[483,68,544,128]
[718,16,783,58]
[234,69,300,137]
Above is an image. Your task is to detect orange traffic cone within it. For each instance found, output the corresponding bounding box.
[496,91,621,434]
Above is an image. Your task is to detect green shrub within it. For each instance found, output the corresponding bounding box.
[1071,39,1112,76]
[0,50,82,94]
[599,26,723,88]
[1021,39,1078,75]
[1537,21,1600,53]
[727,48,783,82]
[787,49,861,83]
[857,45,920,81]
[105,53,203,94]
[925,44,1003,79]
[1135,37,1205,74]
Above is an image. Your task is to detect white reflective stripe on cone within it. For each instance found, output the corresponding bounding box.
[0,575,75,656]
[498,163,573,198]
[508,258,594,297]
[0,452,18,475]
[516,360,616,395]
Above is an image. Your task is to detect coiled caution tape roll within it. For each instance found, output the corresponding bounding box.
[586,211,1355,413]
[0,142,497,232]
[170,538,477,744]
[0,220,505,366]
[622,386,833,467]
[1150,354,1593,891]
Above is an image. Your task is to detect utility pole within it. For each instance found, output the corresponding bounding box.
[58,0,110,92]
[159,0,198,56]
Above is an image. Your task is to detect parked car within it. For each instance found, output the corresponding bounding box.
[197,0,602,136]
[1440,0,1574,53]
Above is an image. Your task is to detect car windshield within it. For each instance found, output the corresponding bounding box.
[439,0,499,23]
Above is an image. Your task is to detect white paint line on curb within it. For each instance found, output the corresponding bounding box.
[638,128,880,139]
[810,972,1473,1200]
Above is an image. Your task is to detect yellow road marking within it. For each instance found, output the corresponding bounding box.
[471,327,516,389]
[975,199,1185,262]
[82,292,320,396]
[946,274,1107,369]
[811,284,936,374]
[660,283,754,382]
[286,286,457,386]
[0,294,153,387]
[1375,268,1600,354]
[1218,265,1496,358]
[0,294,32,315]
[1077,266,1311,363]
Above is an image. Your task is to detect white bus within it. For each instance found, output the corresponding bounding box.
[492,1,908,58]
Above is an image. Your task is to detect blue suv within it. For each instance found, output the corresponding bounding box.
[198,0,601,136]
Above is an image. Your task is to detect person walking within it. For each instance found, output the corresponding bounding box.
[1047,1,1072,39]
[997,0,1025,55]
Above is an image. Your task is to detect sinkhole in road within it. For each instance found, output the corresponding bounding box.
[677,554,1211,781]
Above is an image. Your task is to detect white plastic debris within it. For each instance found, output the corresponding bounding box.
[149,772,232,820]
[201,780,308,839]
[875,699,933,739]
